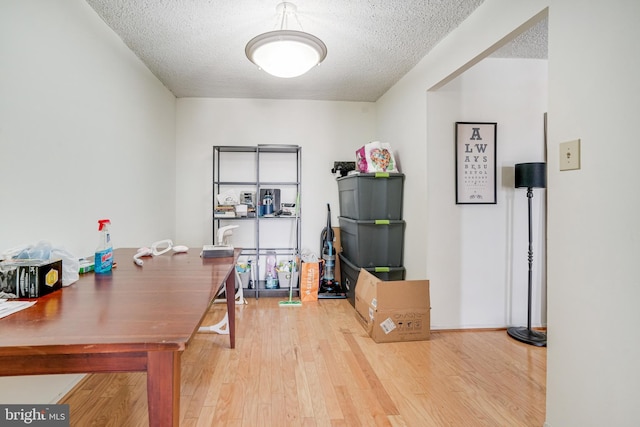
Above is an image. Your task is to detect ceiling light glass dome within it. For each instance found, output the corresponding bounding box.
[245,3,327,78]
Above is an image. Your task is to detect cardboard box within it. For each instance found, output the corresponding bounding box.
[354,269,430,343]
[0,259,63,298]
[340,253,405,308]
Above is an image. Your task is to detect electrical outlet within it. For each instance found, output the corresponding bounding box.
[559,139,580,171]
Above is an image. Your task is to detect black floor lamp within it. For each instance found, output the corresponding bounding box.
[508,162,547,347]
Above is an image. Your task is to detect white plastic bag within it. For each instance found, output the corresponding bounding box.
[2,241,79,287]
[14,241,52,260]
[51,246,79,287]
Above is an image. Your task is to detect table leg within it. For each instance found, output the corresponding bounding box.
[147,351,180,427]
[225,270,236,349]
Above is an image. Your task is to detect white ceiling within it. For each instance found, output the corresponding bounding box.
[85,0,547,102]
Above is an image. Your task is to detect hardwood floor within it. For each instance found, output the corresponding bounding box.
[59,298,546,426]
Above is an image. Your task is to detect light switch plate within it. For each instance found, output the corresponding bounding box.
[559,139,580,171]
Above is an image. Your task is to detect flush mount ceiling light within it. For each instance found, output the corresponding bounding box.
[245,2,327,78]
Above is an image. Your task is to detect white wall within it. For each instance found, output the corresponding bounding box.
[0,0,176,259]
[0,0,176,403]
[426,58,548,329]
[4,0,640,424]
[377,0,640,425]
[376,1,549,329]
[175,98,376,256]
[545,1,640,426]
[377,1,548,285]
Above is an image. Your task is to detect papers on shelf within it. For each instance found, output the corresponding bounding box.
[0,299,36,319]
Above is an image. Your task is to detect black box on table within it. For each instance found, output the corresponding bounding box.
[0,258,63,298]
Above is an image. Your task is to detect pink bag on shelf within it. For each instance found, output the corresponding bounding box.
[356,141,399,173]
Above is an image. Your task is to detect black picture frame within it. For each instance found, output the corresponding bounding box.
[455,122,497,204]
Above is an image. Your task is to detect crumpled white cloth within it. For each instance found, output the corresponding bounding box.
[300,248,318,263]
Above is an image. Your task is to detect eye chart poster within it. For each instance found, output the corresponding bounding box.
[455,122,497,204]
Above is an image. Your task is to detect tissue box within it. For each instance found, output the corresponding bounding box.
[0,259,63,298]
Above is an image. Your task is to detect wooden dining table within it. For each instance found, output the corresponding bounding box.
[0,247,240,426]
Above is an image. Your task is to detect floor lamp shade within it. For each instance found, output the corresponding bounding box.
[508,161,547,347]
[515,162,546,189]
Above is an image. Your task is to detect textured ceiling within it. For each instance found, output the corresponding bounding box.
[85,0,547,102]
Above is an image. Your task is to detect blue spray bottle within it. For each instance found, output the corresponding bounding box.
[95,219,113,274]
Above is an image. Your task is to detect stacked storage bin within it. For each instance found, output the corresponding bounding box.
[337,172,406,307]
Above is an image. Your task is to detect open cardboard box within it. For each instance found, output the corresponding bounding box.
[354,268,430,343]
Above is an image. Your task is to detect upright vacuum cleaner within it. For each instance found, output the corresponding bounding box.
[319,203,346,298]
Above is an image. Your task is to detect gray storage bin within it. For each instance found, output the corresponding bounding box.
[338,216,405,267]
[339,253,405,307]
[337,173,404,220]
